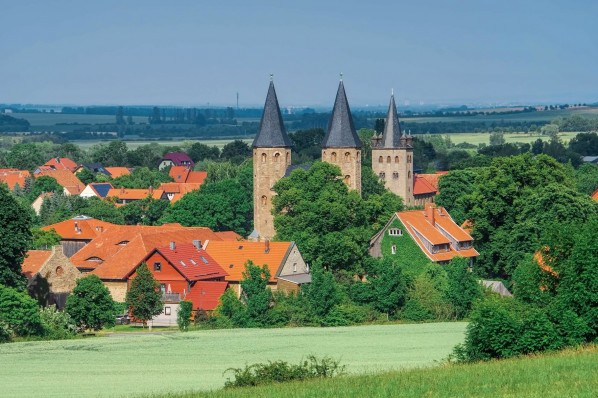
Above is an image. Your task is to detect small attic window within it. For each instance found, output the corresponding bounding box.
[189,259,197,265]
[200,256,209,264]
[388,228,402,236]
[117,240,129,246]
[229,264,234,268]
[238,245,243,250]
[180,260,186,267]
[86,256,103,262]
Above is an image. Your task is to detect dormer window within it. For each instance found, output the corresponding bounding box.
[117,240,129,246]
[388,228,402,236]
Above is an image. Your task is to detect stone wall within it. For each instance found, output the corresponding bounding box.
[38,246,81,293]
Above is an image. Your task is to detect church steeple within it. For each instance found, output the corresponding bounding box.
[252,80,291,148]
[381,93,403,148]
[322,80,362,149]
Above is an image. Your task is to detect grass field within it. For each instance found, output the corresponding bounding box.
[437,131,578,146]
[0,323,465,398]
[150,345,597,398]
[70,138,253,150]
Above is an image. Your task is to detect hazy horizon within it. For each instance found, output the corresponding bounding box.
[1,1,597,107]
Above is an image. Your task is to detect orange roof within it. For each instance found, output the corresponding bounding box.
[413,175,437,195]
[107,188,165,200]
[186,171,207,184]
[21,250,52,279]
[104,167,131,178]
[204,241,292,282]
[169,166,207,184]
[592,189,598,201]
[416,172,447,193]
[41,216,116,240]
[36,170,85,195]
[0,169,30,190]
[159,182,202,203]
[214,231,244,241]
[461,219,474,234]
[396,204,478,262]
[70,225,222,279]
[43,157,78,172]
[184,281,229,311]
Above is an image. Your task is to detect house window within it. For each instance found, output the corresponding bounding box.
[386,156,391,163]
[344,175,351,185]
[388,228,402,236]
[408,171,411,178]
[55,266,64,276]
[379,172,385,180]
[160,284,166,294]
[391,245,397,254]
[164,306,171,315]
[378,156,383,163]
[293,263,297,273]
[154,262,162,272]
[393,172,399,179]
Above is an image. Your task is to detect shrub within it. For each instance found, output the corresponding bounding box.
[0,321,11,343]
[400,272,453,321]
[224,356,345,388]
[323,303,375,326]
[177,301,192,331]
[444,257,482,319]
[39,305,76,340]
[0,284,44,337]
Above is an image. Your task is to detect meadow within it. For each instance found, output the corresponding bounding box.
[0,322,465,398]
[150,345,597,398]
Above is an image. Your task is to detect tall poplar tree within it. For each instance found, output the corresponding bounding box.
[126,263,163,330]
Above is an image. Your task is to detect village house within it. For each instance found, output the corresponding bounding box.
[80,182,114,199]
[41,215,116,257]
[0,168,31,191]
[106,186,167,205]
[21,246,82,308]
[34,169,86,195]
[370,203,479,266]
[204,240,311,296]
[160,166,208,202]
[158,152,194,170]
[104,166,131,178]
[38,157,79,173]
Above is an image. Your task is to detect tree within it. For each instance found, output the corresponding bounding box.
[575,163,598,195]
[120,197,168,226]
[66,275,116,332]
[569,132,598,156]
[111,167,172,189]
[240,262,271,327]
[177,301,192,331]
[77,168,97,185]
[0,284,44,338]
[444,257,482,319]
[187,142,220,162]
[115,106,125,125]
[126,263,163,329]
[367,257,408,316]
[27,175,62,202]
[489,131,506,146]
[302,265,339,320]
[220,140,251,163]
[5,143,45,170]
[540,124,559,140]
[0,184,32,290]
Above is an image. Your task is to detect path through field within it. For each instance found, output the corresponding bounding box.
[0,322,465,398]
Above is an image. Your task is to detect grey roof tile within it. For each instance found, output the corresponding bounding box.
[322,81,362,148]
[252,81,292,148]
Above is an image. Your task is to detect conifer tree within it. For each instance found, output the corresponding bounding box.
[126,263,163,330]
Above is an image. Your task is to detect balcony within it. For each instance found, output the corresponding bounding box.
[162,293,181,303]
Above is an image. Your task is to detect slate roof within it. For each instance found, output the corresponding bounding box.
[381,94,403,148]
[81,163,110,176]
[322,80,362,149]
[252,81,292,148]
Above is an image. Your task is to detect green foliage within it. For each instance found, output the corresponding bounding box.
[0,284,44,337]
[435,169,478,225]
[126,263,163,326]
[66,275,116,331]
[444,257,482,319]
[288,128,325,164]
[0,184,32,290]
[177,301,193,331]
[187,142,220,162]
[224,356,345,388]
[5,143,45,170]
[569,131,598,156]
[27,175,62,202]
[90,141,128,166]
[401,265,453,321]
[302,265,339,320]
[220,140,251,164]
[161,174,252,236]
[240,262,271,327]
[81,197,125,224]
[111,167,172,189]
[120,197,168,225]
[0,320,10,343]
[575,163,598,195]
[214,288,246,328]
[512,255,555,306]
[30,228,61,250]
[39,305,76,340]
[380,218,430,275]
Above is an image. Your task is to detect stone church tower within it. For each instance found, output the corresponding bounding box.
[371,94,414,206]
[321,80,362,194]
[252,80,292,240]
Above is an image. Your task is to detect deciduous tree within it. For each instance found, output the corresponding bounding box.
[126,263,163,329]
[66,275,116,332]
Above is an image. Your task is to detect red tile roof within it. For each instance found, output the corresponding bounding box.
[21,250,52,279]
[204,241,292,282]
[413,175,437,195]
[43,157,78,172]
[104,167,131,178]
[36,170,85,195]
[184,281,228,311]
[396,204,478,262]
[152,243,228,281]
[416,172,447,193]
[0,169,30,190]
[592,189,598,201]
[71,225,222,279]
[159,182,202,203]
[41,216,116,240]
[214,231,244,241]
[107,187,165,200]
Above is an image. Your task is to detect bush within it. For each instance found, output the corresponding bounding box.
[323,303,376,326]
[177,301,192,331]
[224,356,345,388]
[0,284,44,337]
[0,321,11,343]
[400,271,453,321]
[39,305,76,340]
[66,275,116,332]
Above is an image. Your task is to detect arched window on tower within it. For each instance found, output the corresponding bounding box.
[261,195,267,206]
[395,156,399,163]
[387,156,391,163]
[378,156,383,163]
[261,153,267,163]
[379,172,386,180]
[345,152,351,161]
[274,152,280,162]
[393,172,399,179]
[408,171,411,178]
[286,151,290,164]
[331,152,337,162]
[344,175,351,186]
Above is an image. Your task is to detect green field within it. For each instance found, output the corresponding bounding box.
[0,322,465,398]
[70,138,253,150]
[153,345,597,398]
[437,131,579,146]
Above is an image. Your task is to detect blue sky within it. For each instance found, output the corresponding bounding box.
[1,0,596,107]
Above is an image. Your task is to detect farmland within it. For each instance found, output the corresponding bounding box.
[0,322,465,398]
[153,345,597,398]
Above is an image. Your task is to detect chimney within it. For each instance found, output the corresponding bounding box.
[120,186,125,194]
[74,221,81,234]
[170,241,176,251]
[265,239,270,254]
[192,240,202,250]
[425,203,435,226]
[149,185,153,194]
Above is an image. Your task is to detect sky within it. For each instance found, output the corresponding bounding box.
[1,0,597,107]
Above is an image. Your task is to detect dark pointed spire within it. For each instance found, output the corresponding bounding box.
[381,93,403,148]
[252,80,292,148]
[322,80,362,148]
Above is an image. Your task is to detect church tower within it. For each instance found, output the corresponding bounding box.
[321,79,362,194]
[252,79,292,240]
[371,93,414,206]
